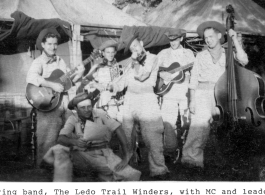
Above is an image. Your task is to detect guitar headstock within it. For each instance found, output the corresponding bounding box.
[83,49,103,66]
[90,49,102,60]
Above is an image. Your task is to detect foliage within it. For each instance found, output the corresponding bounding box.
[113,0,265,10]
[113,0,163,9]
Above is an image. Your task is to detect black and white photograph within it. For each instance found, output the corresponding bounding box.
[0,0,265,191]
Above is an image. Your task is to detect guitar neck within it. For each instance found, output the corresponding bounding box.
[171,62,194,73]
[61,54,99,80]
[82,56,94,66]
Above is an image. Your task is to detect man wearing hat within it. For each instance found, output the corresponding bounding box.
[85,39,124,122]
[109,36,169,179]
[181,21,248,168]
[156,29,195,158]
[42,91,141,181]
[26,28,85,166]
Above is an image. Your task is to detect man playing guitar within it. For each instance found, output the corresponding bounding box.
[26,28,85,166]
[156,29,195,159]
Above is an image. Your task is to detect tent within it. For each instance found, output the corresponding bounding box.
[144,0,265,36]
[0,0,146,118]
[0,0,145,27]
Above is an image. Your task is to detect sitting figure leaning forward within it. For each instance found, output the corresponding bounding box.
[43,91,141,182]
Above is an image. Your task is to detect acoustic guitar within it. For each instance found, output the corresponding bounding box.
[26,50,101,112]
[154,62,194,96]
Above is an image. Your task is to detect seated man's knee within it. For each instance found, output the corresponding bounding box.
[52,145,73,182]
[43,144,71,165]
[53,145,72,165]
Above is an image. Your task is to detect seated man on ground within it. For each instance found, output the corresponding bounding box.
[43,91,141,182]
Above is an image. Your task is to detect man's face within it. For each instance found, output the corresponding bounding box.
[41,37,58,56]
[102,47,116,63]
[129,39,144,59]
[76,99,93,119]
[204,28,221,49]
[169,37,182,50]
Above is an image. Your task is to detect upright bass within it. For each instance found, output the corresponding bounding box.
[215,5,265,134]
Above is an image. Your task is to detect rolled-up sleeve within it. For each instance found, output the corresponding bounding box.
[189,58,199,90]
[96,109,120,132]
[26,60,45,86]
[235,50,249,66]
[186,49,196,64]
[59,115,77,135]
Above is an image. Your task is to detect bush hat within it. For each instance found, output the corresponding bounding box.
[99,39,118,51]
[197,21,226,44]
[68,90,99,110]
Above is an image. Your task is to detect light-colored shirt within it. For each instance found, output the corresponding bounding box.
[60,109,120,143]
[157,46,195,99]
[26,52,69,86]
[189,49,226,90]
[189,44,249,90]
[113,52,158,94]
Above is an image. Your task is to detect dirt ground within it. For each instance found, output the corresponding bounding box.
[0,127,263,182]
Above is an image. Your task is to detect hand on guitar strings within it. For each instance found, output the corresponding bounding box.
[70,63,86,83]
[50,82,64,93]
[159,71,174,84]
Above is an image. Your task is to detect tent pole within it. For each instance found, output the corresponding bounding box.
[71,24,83,69]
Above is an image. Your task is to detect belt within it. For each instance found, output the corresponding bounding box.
[85,142,109,151]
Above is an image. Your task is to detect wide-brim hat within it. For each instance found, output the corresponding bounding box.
[99,39,118,51]
[164,28,186,40]
[197,21,226,44]
[36,28,61,51]
[68,90,100,110]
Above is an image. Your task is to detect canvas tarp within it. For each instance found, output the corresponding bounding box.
[0,11,71,54]
[0,0,147,54]
[145,0,265,36]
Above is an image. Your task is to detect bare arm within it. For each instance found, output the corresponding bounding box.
[57,135,87,148]
[229,29,249,66]
[189,89,196,114]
